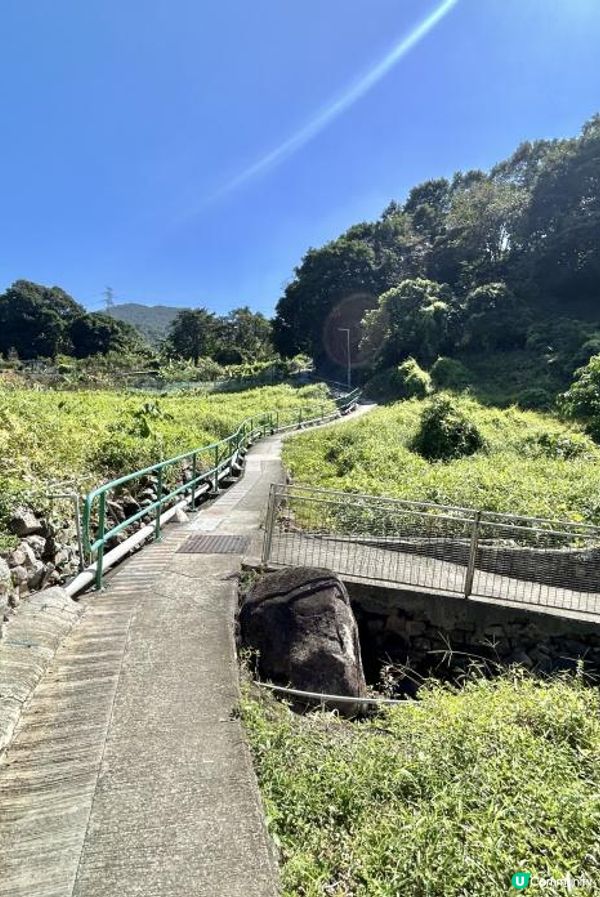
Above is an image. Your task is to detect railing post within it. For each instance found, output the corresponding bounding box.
[95,492,106,590]
[298,409,303,429]
[464,510,482,598]
[191,453,197,508]
[155,467,163,541]
[212,445,219,494]
[262,483,280,566]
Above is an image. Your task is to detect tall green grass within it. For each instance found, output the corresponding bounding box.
[242,674,600,896]
[283,395,600,523]
[0,382,333,532]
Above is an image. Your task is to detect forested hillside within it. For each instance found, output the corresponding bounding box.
[273,115,600,408]
[110,303,184,346]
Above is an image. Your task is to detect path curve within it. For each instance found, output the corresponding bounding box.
[0,405,374,897]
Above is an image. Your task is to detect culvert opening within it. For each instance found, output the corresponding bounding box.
[348,583,600,698]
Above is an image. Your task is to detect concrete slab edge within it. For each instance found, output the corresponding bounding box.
[0,585,84,758]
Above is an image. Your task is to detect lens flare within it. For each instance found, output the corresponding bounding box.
[215,0,459,198]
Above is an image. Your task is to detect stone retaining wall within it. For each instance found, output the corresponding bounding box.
[346,581,600,694]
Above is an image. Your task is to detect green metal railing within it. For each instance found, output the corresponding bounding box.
[82,388,361,590]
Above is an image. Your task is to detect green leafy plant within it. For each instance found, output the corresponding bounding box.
[241,674,600,897]
[411,395,486,461]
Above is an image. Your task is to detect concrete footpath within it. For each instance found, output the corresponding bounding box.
[0,436,285,897]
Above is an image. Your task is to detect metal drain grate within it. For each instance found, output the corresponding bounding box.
[177,534,250,554]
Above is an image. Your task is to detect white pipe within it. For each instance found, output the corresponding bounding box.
[65,483,210,597]
[254,681,415,707]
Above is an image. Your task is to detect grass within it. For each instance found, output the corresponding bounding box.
[0,382,334,533]
[283,394,600,524]
[454,350,567,409]
[242,674,600,897]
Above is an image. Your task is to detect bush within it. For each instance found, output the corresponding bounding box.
[516,386,554,411]
[363,369,401,401]
[364,359,431,401]
[411,396,486,461]
[430,356,470,391]
[522,429,593,460]
[397,357,432,398]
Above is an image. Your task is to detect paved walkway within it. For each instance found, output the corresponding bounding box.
[0,436,285,897]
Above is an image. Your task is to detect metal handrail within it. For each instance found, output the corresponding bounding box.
[82,389,361,589]
[262,482,600,612]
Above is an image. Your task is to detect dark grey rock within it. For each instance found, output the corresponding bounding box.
[239,566,366,713]
[24,535,46,558]
[121,495,141,517]
[8,508,44,537]
[107,500,126,522]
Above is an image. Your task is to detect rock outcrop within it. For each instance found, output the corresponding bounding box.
[239,566,366,713]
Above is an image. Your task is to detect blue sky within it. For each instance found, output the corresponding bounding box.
[1,0,599,315]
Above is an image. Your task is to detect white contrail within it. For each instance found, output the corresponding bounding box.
[214,0,459,198]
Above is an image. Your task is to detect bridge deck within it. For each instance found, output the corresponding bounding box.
[267,533,600,622]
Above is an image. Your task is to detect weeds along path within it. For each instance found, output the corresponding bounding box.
[0,403,375,897]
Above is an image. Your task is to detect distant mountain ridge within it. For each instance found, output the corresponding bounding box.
[110,303,185,346]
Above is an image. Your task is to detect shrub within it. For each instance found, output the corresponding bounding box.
[522,429,593,460]
[516,386,554,411]
[397,357,432,398]
[430,356,470,391]
[364,359,431,401]
[411,396,486,461]
[363,369,402,401]
[561,354,600,440]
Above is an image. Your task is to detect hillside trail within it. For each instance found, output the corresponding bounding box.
[0,403,375,897]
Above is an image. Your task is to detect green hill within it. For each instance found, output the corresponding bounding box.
[110,303,185,346]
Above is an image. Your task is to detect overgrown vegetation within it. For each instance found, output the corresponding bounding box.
[283,394,600,522]
[0,382,333,536]
[273,115,600,408]
[242,674,600,897]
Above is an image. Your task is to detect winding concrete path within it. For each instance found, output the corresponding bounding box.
[0,435,286,897]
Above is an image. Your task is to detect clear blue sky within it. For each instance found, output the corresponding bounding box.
[1,0,599,315]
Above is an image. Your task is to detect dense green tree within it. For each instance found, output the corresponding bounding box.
[273,114,600,381]
[0,280,79,358]
[166,307,218,365]
[273,212,424,369]
[0,280,146,360]
[517,115,600,302]
[69,313,143,358]
[361,278,455,368]
[461,283,528,352]
[214,307,273,364]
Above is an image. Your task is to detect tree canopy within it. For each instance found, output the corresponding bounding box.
[0,280,142,360]
[273,115,600,381]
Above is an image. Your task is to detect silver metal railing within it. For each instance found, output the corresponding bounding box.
[262,484,600,616]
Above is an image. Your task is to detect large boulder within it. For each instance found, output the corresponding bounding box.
[239,567,367,713]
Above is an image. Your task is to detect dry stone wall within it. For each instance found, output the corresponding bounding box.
[347,581,600,694]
